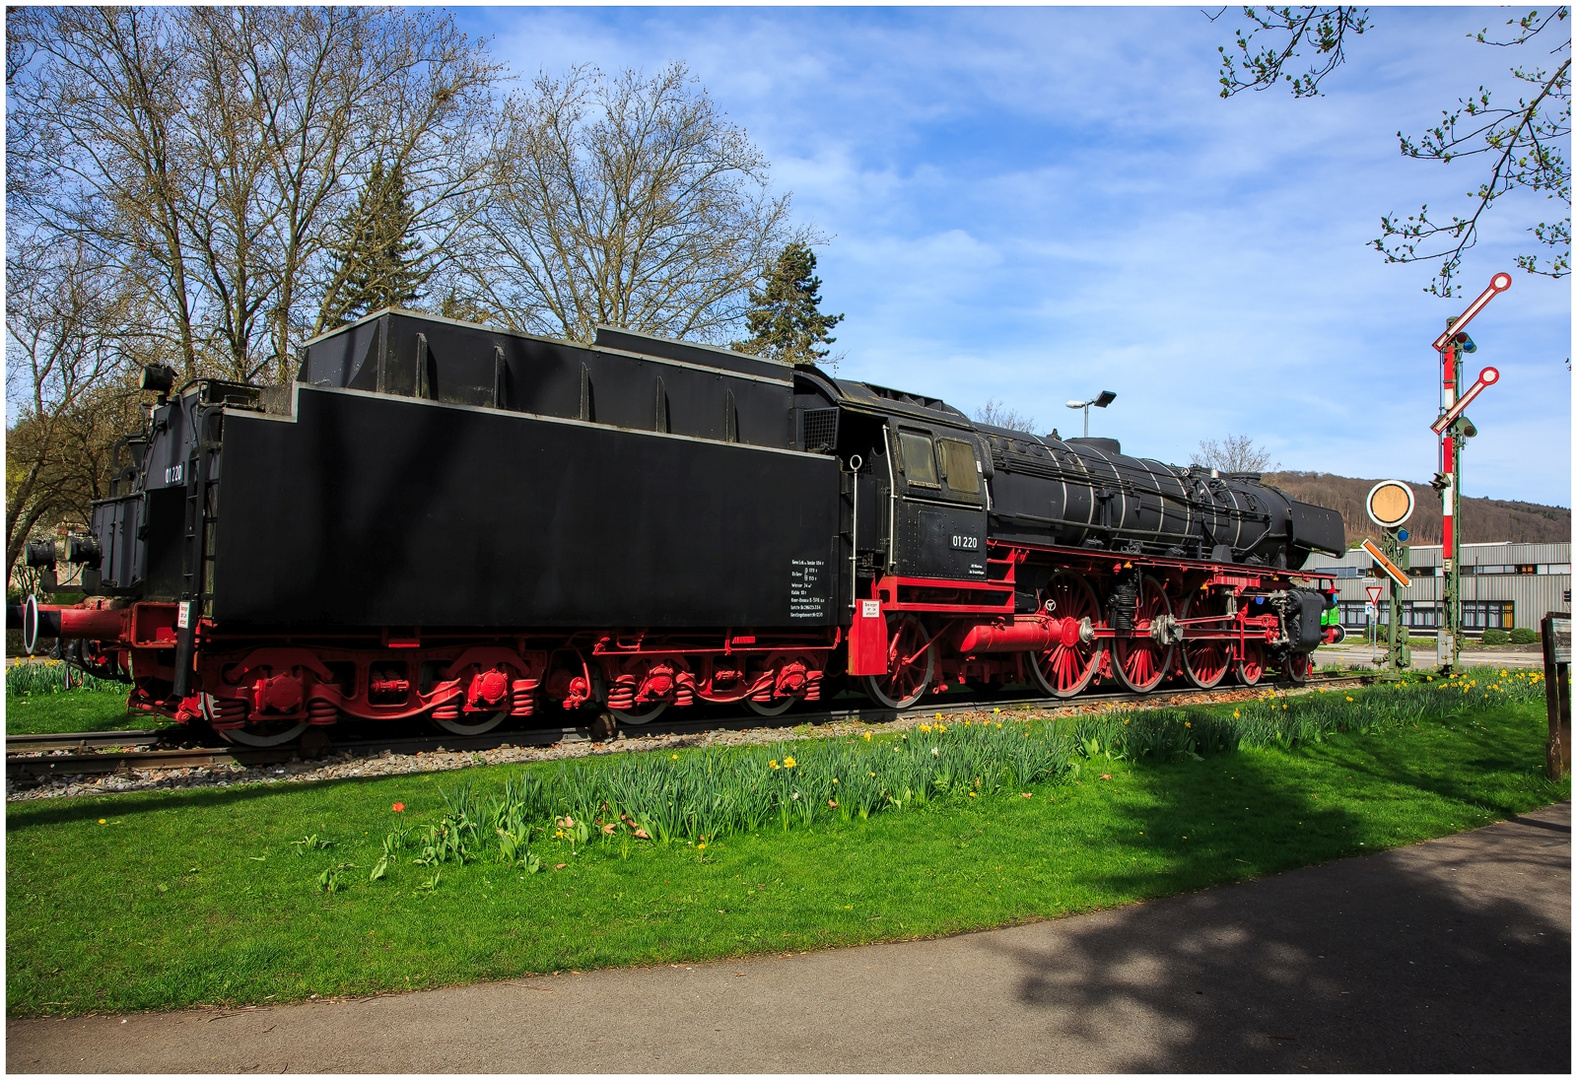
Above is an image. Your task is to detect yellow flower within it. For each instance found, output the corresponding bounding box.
[696,843,706,850]
[1184,721,1192,728]
[97,818,107,825]
[992,707,1001,715]
[1232,710,1240,719]
[937,724,947,733]
[783,756,796,769]
[832,777,839,784]
[769,759,780,770]
[1283,704,1288,710]
[862,731,873,741]
[969,792,977,798]
[1346,696,1354,702]
[934,712,943,721]
[671,754,679,761]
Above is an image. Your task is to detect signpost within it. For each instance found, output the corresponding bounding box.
[1363,485,1415,675]
[1542,612,1571,780]
[1433,273,1510,671]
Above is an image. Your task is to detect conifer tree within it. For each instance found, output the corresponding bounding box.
[737,242,844,365]
[321,160,429,325]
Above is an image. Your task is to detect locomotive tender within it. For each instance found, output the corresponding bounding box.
[21,309,1345,745]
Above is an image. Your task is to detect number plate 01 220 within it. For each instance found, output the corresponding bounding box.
[950,535,979,551]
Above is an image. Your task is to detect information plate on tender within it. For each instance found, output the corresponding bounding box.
[789,559,828,619]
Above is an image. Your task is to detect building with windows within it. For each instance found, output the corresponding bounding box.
[1303,541,1570,636]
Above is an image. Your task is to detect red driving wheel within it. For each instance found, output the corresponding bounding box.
[1180,590,1231,690]
[861,614,933,709]
[1112,576,1173,693]
[1237,640,1266,686]
[1027,571,1103,699]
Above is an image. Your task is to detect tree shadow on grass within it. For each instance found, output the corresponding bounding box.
[6,769,421,829]
[978,739,1570,1073]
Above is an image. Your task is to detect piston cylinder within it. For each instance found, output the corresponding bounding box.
[956,615,1090,654]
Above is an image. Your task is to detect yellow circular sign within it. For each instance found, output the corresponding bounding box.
[1366,480,1414,528]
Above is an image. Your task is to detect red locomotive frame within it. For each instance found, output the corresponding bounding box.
[63,538,1336,744]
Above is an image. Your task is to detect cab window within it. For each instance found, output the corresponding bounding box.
[897,430,938,486]
[938,438,979,495]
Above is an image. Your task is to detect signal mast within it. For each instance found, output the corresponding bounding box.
[1430,272,1510,670]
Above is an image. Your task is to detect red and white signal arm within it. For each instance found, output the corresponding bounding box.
[1431,367,1499,434]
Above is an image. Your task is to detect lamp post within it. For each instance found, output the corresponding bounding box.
[1065,390,1117,438]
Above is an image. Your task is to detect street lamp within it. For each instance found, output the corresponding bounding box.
[1065,390,1117,438]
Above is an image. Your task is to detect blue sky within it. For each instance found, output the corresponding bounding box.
[458,6,1572,507]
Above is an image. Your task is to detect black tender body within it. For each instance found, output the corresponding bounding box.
[86,309,1345,635]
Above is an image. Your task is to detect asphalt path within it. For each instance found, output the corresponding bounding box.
[8,803,1569,1073]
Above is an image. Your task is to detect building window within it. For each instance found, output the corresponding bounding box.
[1405,603,1438,629]
[1460,601,1515,630]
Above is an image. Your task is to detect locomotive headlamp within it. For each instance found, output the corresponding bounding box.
[139,364,176,400]
[66,533,102,567]
[24,540,57,569]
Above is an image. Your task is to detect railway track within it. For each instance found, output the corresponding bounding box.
[7,672,1374,785]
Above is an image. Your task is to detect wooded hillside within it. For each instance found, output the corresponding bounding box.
[1265,471,1571,549]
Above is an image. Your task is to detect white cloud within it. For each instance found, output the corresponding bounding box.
[465,6,1570,506]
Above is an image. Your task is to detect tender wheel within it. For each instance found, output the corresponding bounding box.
[1026,570,1103,699]
[861,614,933,709]
[745,696,796,717]
[1112,575,1174,694]
[1180,591,1231,690]
[611,700,668,725]
[589,712,618,741]
[1282,651,1311,685]
[206,696,309,747]
[1237,640,1266,686]
[431,710,507,736]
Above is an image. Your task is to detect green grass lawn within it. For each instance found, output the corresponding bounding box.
[6,671,1565,1017]
[5,688,152,735]
[6,662,152,735]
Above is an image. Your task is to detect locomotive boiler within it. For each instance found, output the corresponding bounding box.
[19,309,1345,744]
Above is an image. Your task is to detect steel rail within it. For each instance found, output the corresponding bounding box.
[8,672,1374,784]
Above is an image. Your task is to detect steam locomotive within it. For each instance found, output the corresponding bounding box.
[19,309,1345,745]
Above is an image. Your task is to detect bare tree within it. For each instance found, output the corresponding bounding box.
[464,63,808,344]
[1193,433,1278,473]
[973,398,1038,433]
[5,240,144,585]
[1214,6,1570,296]
[8,7,500,384]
